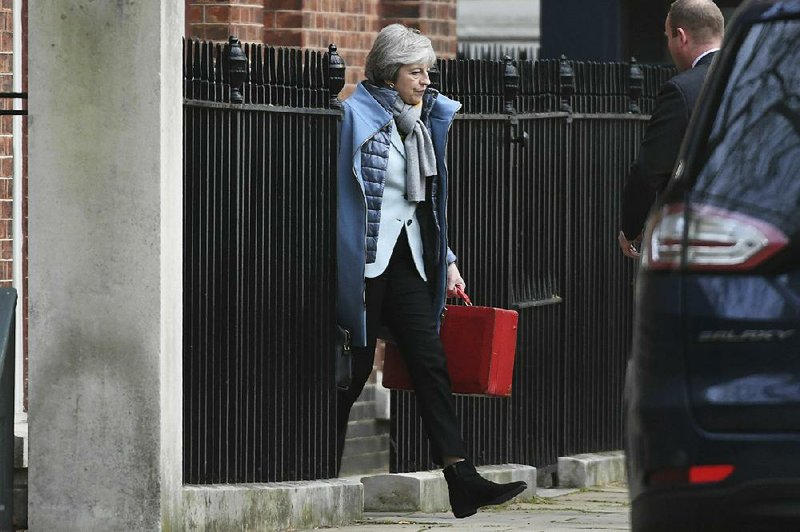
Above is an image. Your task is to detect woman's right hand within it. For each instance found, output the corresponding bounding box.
[446,262,466,298]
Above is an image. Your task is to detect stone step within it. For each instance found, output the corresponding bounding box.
[557,451,626,488]
[354,384,376,403]
[339,450,390,477]
[348,400,376,422]
[345,419,388,439]
[341,434,390,457]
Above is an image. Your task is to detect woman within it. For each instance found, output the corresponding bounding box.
[336,24,526,518]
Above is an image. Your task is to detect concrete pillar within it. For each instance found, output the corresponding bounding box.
[28,2,183,530]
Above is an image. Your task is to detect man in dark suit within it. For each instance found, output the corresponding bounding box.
[618,0,724,258]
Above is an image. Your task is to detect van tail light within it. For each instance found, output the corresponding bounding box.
[647,464,735,486]
[689,464,735,484]
[642,203,788,271]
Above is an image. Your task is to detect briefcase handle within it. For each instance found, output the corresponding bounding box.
[452,286,473,306]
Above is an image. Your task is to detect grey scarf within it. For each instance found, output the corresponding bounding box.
[392,97,437,203]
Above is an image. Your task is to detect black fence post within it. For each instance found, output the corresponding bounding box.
[227,36,248,104]
[503,55,519,114]
[559,54,575,113]
[428,62,440,93]
[325,44,346,110]
[0,288,17,531]
[628,57,644,114]
[503,56,528,146]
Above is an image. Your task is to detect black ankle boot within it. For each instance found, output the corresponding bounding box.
[443,460,527,518]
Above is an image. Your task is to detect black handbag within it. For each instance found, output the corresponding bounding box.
[335,325,352,390]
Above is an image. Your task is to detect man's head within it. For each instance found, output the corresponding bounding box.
[665,0,724,71]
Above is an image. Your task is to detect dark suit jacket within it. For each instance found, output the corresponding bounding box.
[619,52,717,240]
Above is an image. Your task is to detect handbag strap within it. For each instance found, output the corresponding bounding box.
[453,286,473,306]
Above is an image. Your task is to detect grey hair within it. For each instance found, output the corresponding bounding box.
[365,24,436,85]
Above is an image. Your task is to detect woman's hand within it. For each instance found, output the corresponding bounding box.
[617,230,641,259]
[446,262,466,298]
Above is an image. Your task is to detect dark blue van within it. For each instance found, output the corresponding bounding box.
[625,1,800,530]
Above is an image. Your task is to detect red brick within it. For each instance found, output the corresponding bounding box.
[195,24,231,41]
[239,26,263,43]
[187,5,203,25]
[0,31,10,54]
[264,29,302,47]
[270,0,302,9]
[229,6,244,23]
[381,1,421,18]
[204,5,231,23]
[276,11,303,28]
[245,6,263,23]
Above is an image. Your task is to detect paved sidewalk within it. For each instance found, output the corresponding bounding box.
[329,483,630,531]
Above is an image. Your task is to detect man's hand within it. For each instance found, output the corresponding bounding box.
[618,230,641,259]
[446,262,466,297]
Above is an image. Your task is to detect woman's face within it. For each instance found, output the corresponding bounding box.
[391,63,431,106]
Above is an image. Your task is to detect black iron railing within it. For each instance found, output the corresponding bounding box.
[182,36,676,482]
[390,56,674,473]
[183,38,343,484]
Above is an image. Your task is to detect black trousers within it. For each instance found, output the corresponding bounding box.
[337,229,467,471]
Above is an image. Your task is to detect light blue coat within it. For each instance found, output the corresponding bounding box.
[337,83,461,347]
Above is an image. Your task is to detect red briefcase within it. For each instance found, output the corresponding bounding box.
[382,289,519,397]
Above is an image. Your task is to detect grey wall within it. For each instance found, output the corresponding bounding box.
[457,0,541,55]
[28,1,183,529]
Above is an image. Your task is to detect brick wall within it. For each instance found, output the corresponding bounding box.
[286,0,382,88]
[186,0,457,96]
[381,0,457,62]
[186,0,265,42]
[0,2,12,289]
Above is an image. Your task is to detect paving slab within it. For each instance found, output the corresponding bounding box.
[327,483,630,531]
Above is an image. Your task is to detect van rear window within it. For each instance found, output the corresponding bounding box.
[694,20,800,231]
